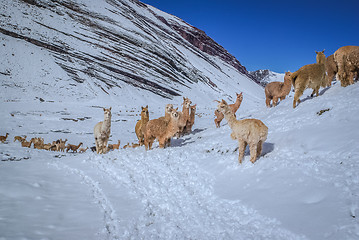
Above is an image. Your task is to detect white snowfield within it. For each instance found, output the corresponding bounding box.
[1,81,359,240]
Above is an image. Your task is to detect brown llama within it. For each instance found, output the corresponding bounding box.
[14,135,26,142]
[144,108,180,150]
[78,147,88,153]
[217,99,268,164]
[66,142,83,153]
[177,97,191,136]
[334,46,359,87]
[58,139,68,152]
[94,107,112,154]
[184,104,197,134]
[214,109,224,128]
[325,54,337,87]
[20,139,32,148]
[214,92,243,127]
[108,140,121,150]
[291,50,326,108]
[135,106,149,146]
[0,133,9,143]
[265,72,292,107]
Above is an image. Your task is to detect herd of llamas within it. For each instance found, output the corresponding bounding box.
[1,46,358,164]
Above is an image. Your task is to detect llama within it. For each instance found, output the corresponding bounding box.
[144,108,180,150]
[108,140,120,150]
[0,133,9,143]
[78,147,88,153]
[94,107,112,154]
[265,72,292,107]
[58,139,68,152]
[159,104,173,122]
[334,46,359,87]
[291,50,326,108]
[177,97,191,136]
[66,142,83,153]
[325,54,337,87]
[217,99,268,164]
[214,109,224,128]
[135,106,149,146]
[31,137,44,149]
[14,135,26,142]
[20,139,32,148]
[214,93,243,127]
[184,104,197,134]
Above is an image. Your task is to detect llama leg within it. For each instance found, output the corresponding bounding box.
[158,138,165,148]
[348,71,355,85]
[272,96,278,107]
[257,141,263,158]
[265,97,271,107]
[238,140,246,164]
[249,143,258,163]
[293,87,304,108]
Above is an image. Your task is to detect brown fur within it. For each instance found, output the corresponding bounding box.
[20,139,32,148]
[325,54,337,87]
[58,139,67,152]
[135,106,149,146]
[291,50,326,108]
[94,107,112,154]
[78,147,88,153]
[217,99,268,164]
[0,133,9,143]
[66,142,83,153]
[184,104,196,133]
[31,137,44,149]
[265,72,292,107]
[14,135,26,142]
[144,108,180,150]
[177,97,191,136]
[109,140,120,150]
[334,46,359,87]
[214,109,224,128]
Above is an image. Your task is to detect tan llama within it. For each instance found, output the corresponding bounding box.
[325,54,337,87]
[334,46,359,87]
[94,107,112,154]
[214,92,243,127]
[20,139,32,148]
[184,104,197,133]
[265,72,292,107]
[58,139,68,152]
[217,99,268,164]
[291,50,326,108]
[108,140,120,150]
[135,106,149,146]
[66,142,83,153]
[144,108,180,150]
[0,133,9,143]
[78,147,89,153]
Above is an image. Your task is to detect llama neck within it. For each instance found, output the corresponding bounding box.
[223,110,237,129]
[166,118,179,136]
[282,78,292,95]
[77,143,82,148]
[102,115,111,132]
[142,115,149,123]
[232,98,242,112]
[182,106,190,117]
[190,110,195,122]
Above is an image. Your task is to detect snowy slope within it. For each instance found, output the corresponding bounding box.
[1,81,359,239]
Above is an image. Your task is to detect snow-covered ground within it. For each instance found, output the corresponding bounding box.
[1,80,359,240]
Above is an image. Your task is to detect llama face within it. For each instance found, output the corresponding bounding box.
[141,106,149,118]
[236,93,243,100]
[182,97,191,108]
[103,107,112,119]
[171,109,179,120]
[165,104,173,114]
[217,100,230,114]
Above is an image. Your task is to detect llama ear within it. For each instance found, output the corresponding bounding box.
[103,107,106,111]
[146,105,148,108]
[141,106,144,110]
[109,107,112,111]
[315,51,318,54]
[222,99,228,105]
[214,100,220,103]
[322,49,325,53]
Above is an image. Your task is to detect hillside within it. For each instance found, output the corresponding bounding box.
[0,0,260,106]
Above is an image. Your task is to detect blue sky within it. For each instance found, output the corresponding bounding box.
[142,0,359,73]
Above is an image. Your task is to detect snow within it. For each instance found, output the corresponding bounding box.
[1,81,359,239]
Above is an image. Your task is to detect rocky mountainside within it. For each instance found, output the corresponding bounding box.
[0,0,260,104]
[249,69,285,86]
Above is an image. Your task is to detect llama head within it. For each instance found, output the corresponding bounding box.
[165,104,173,114]
[217,99,230,114]
[182,97,192,108]
[103,107,112,119]
[284,71,292,82]
[315,50,326,64]
[170,108,180,121]
[236,92,243,101]
[141,105,149,119]
[190,104,197,113]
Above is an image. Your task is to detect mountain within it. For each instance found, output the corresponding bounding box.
[0,0,261,105]
[249,69,285,86]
